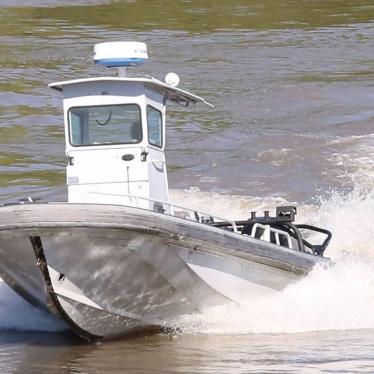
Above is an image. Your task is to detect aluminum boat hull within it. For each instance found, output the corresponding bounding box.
[0,203,328,340]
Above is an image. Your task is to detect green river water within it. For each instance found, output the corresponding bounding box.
[0,1,374,372]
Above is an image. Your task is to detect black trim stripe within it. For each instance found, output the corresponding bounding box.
[29,235,101,342]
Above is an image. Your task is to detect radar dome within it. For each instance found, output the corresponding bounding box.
[94,42,148,68]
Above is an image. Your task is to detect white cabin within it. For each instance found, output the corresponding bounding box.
[49,42,211,211]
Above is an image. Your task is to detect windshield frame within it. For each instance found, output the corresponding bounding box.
[146,104,163,149]
[67,103,143,147]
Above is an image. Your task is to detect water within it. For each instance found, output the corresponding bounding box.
[0,0,373,372]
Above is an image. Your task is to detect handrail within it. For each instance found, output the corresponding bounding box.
[87,192,238,233]
[251,223,293,249]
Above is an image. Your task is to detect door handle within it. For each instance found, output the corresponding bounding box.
[122,154,134,161]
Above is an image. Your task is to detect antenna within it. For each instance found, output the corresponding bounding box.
[93,42,148,77]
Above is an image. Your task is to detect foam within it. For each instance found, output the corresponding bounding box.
[171,183,374,334]
[175,258,374,334]
[0,282,66,332]
[327,134,374,181]
[170,187,293,221]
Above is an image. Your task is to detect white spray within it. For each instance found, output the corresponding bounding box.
[0,282,66,332]
[171,183,374,334]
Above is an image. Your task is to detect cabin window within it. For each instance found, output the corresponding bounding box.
[147,106,162,148]
[68,104,142,146]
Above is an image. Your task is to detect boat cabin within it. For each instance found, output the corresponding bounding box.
[49,42,211,211]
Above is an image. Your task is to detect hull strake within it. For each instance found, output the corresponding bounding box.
[30,235,101,341]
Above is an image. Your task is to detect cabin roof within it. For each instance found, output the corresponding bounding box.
[49,77,213,108]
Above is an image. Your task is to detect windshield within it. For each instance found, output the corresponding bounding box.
[69,104,142,146]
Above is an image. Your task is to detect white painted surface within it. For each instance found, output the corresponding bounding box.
[188,263,277,303]
[94,41,148,63]
[49,77,213,107]
[48,266,103,310]
[58,80,169,208]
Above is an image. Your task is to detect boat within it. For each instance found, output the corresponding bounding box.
[0,42,332,341]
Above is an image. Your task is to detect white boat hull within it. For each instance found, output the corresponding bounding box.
[0,203,328,340]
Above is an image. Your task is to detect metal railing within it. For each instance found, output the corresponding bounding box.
[251,223,293,249]
[87,192,239,233]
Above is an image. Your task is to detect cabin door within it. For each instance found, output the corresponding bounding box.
[65,103,148,205]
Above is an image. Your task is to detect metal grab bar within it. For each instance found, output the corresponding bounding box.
[87,192,238,233]
[251,223,293,249]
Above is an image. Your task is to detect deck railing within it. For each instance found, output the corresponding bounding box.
[88,192,239,233]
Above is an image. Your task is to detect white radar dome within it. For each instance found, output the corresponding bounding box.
[94,41,148,68]
[165,72,180,87]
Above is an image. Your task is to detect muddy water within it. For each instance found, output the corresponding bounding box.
[0,1,374,372]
